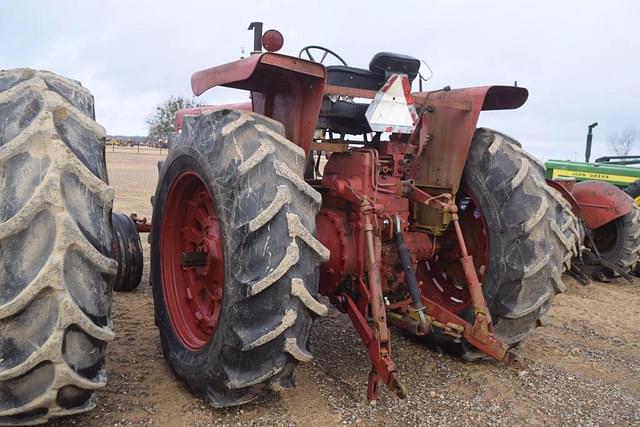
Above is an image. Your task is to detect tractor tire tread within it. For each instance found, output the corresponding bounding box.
[603,206,640,271]
[0,69,115,425]
[464,128,579,346]
[152,110,327,408]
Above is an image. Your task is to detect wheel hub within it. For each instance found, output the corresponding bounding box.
[160,171,225,350]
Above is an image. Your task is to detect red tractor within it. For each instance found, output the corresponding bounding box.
[151,24,581,405]
[1,23,637,424]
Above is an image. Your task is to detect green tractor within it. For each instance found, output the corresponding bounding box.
[545,122,640,203]
[546,159,640,200]
[545,122,640,280]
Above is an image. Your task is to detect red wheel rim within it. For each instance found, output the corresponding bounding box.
[417,187,488,315]
[160,171,225,350]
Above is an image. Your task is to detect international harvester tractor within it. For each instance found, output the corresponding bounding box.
[1,22,638,424]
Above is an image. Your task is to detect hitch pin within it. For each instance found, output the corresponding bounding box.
[393,215,429,333]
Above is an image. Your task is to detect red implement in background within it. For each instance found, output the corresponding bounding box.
[570,180,632,229]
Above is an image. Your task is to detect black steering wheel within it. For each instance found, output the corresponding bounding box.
[298,45,348,66]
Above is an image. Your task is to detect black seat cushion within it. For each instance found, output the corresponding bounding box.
[369,52,420,81]
[326,52,420,91]
[326,65,384,91]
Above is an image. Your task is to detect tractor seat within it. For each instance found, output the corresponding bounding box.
[326,52,421,91]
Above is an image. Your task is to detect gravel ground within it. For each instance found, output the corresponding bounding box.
[51,151,640,426]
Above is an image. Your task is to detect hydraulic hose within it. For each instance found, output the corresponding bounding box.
[393,215,428,332]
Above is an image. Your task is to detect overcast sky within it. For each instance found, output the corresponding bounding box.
[1,0,638,161]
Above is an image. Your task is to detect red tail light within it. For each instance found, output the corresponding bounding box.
[262,29,284,52]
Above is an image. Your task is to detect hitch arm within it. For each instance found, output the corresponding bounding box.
[399,182,512,359]
[450,210,494,331]
[342,290,405,402]
[341,200,406,403]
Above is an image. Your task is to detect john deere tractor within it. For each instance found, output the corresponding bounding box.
[546,123,640,280]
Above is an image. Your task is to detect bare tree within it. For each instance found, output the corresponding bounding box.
[147,95,204,139]
[608,126,638,156]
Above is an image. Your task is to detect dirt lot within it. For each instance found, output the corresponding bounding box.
[54,151,640,426]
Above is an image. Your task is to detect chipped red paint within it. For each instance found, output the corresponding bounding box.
[412,86,528,196]
[315,144,509,399]
[190,53,326,154]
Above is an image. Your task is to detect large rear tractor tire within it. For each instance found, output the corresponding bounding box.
[591,206,640,277]
[150,110,329,407]
[0,69,116,425]
[460,129,579,347]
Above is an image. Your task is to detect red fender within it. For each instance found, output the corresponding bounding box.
[412,86,528,195]
[190,53,326,154]
[410,86,527,231]
[570,180,632,229]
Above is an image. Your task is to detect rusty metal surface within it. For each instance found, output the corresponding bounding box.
[314,140,515,401]
[191,54,262,96]
[571,180,633,229]
[323,83,377,99]
[410,86,527,232]
[310,141,349,152]
[190,53,326,154]
[259,53,326,77]
[411,86,528,196]
[191,53,325,95]
[316,209,356,296]
[130,213,151,233]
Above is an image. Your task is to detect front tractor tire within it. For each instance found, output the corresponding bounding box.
[0,69,116,425]
[461,129,579,346]
[151,110,329,407]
